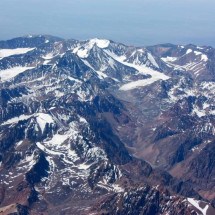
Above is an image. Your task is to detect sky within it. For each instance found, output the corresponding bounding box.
[0,0,214,46]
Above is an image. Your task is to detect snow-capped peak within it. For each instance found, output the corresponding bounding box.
[88,38,110,49]
[72,38,110,58]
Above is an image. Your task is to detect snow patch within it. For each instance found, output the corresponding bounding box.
[187,198,209,215]
[77,163,91,170]
[161,56,178,63]
[194,51,202,56]
[0,48,35,59]
[2,114,32,125]
[186,49,193,54]
[112,184,124,192]
[36,142,61,155]
[18,153,36,171]
[45,133,69,147]
[42,53,56,60]
[15,141,23,149]
[147,53,159,68]
[192,106,206,118]
[0,67,35,82]
[81,59,108,79]
[67,76,82,83]
[201,54,208,62]
[73,47,88,58]
[35,113,54,132]
[43,60,52,65]
[193,51,208,61]
[2,113,54,128]
[191,146,199,152]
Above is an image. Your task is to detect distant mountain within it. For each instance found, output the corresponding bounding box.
[0,35,214,215]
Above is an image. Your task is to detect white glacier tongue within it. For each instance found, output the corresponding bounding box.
[0,47,35,59]
[104,50,169,91]
[119,78,162,91]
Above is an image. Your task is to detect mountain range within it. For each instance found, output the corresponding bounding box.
[0,35,215,215]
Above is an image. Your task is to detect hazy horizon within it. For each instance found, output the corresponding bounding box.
[0,0,215,47]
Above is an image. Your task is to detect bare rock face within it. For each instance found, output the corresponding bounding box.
[92,185,198,215]
[0,36,215,214]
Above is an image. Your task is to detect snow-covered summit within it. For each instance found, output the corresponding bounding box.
[72,38,110,58]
